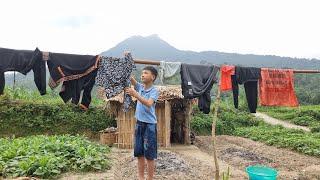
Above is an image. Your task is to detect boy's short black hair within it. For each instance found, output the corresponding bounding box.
[143,66,158,80]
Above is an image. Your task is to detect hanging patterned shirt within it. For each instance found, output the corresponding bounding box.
[96,53,136,112]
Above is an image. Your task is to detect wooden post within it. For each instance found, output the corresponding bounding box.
[13,71,16,90]
[212,87,221,180]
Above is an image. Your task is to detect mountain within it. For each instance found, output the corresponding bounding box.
[102,34,320,69]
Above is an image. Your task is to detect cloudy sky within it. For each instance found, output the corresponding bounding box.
[0,0,319,59]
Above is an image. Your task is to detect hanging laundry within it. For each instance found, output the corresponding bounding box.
[180,63,219,114]
[0,48,46,95]
[232,67,261,113]
[158,61,181,84]
[259,68,298,107]
[47,52,100,108]
[47,52,100,84]
[220,65,235,91]
[59,69,98,110]
[95,52,136,112]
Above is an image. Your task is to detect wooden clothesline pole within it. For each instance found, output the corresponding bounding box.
[134,59,161,65]
[212,87,221,180]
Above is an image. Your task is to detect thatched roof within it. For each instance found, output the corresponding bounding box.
[97,85,184,103]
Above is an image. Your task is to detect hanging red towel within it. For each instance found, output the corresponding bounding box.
[259,68,298,107]
[220,65,235,91]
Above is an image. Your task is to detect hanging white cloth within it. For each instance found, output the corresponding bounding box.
[159,61,181,84]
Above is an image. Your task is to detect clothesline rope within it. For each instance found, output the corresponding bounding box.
[42,51,320,73]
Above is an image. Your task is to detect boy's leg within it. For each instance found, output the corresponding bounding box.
[138,157,145,180]
[134,121,146,180]
[144,123,157,180]
[146,159,155,180]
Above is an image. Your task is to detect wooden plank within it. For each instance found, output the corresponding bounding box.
[164,100,171,147]
[184,100,192,145]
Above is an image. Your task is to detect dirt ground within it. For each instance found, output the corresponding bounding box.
[58,135,320,180]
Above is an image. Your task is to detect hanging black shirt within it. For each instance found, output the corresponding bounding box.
[47,52,100,109]
[47,52,99,83]
[180,63,219,114]
[0,47,46,95]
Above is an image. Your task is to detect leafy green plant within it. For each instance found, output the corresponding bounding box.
[0,135,110,179]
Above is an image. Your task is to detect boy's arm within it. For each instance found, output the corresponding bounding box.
[125,87,158,108]
[130,76,138,87]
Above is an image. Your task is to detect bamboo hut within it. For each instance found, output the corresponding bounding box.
[99,85,193,149]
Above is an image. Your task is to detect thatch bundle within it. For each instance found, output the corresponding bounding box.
[98,85,183,103]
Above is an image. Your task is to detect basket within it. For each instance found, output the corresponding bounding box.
[100,132,117,146]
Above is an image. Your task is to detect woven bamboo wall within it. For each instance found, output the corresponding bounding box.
[114,101,171,149]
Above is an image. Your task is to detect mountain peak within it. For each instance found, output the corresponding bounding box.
[101,35,180,60]
[101,35,320,69]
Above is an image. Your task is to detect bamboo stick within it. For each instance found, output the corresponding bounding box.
[134,59,161,65]
[212,87,221,180]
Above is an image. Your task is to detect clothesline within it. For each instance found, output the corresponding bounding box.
[134,58,320,74]
[43,51,320,73]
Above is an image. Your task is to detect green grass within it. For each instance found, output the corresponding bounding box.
[258,105,320,133]
[0,135,110,179]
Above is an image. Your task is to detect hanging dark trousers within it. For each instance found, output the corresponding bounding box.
[231,75,239,109]
[232,67,261,113]
[244,81,258,113]
[232,77,258,113]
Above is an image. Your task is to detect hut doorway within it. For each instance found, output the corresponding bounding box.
[170,100,188,144]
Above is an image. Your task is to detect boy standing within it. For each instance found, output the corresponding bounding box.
[125,66,159,180]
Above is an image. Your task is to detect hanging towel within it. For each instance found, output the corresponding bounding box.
[232,67,261,113]
[95,53,136,112]
[220,65,235,91]
[0,47,46,95]
[159,61,181,84]
[259,68,298,107]
[180,63,219,114]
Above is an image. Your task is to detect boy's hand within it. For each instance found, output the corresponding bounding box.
[125,87,138,98]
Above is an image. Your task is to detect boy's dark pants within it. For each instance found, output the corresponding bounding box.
[134,120,157,160]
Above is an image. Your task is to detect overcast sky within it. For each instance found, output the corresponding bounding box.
[0,0,319,59]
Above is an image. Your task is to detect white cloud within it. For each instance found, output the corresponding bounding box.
[0,0,319,59]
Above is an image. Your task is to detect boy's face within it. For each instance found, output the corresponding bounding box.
[141,70,155,84]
